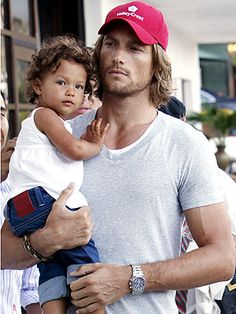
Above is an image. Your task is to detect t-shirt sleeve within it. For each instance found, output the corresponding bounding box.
[178,131,224,210]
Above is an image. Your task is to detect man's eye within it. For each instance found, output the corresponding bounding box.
[104,41,114,47]
[130,46,141,52]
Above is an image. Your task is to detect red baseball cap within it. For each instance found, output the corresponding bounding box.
[98,1,169,51]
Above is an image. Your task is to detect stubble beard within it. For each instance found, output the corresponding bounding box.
[101,75,151,99]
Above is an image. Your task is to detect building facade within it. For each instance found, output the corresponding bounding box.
[1,0,236,137]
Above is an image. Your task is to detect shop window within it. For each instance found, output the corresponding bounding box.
[16,59,29,103]
[11,0,34,35]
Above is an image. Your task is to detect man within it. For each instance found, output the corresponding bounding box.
[1,2,235,314]
[0,92,41,314]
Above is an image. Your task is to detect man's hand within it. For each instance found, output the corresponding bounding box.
[1,138,16,181]
[30,183,94,257]
[70,263,131,313]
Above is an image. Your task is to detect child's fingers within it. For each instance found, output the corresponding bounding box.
[101,123,110,136]
[94,118,102,131]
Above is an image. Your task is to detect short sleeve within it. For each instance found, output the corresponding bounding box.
[178,132,224,210]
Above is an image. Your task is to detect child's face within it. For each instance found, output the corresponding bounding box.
[33,59,88,119]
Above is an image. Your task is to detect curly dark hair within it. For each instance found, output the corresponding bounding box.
[25,35,95,104]
[93,34,173,108]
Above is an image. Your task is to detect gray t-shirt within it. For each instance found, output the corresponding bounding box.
[70,110,223,314]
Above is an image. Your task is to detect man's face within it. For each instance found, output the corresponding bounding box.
[0,94,9,150]
[99,22,153,98]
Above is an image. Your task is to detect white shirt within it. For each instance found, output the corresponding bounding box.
[5,108,87,208]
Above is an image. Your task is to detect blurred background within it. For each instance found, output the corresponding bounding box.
[1,0,236,174]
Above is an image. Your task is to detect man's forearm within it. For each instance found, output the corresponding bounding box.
[1,221,57,269]
[69,243,234,311]
[1,221,38,269]
[1,202,93,269]
[142,243,235,292]
[1,185,93,270]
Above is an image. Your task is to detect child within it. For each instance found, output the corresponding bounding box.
[4,35,108,314]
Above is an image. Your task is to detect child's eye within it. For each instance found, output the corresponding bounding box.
[56,80,66,85]
[75,84,84,90]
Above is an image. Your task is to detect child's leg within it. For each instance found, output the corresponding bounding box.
[38,257,69,309]
[60,207,103,313]
[6,186,54,236]
[42,299,66,314]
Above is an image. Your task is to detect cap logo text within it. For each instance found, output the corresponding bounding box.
[117,5,144,21]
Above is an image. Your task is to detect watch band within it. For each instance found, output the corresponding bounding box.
[129,264,146,295]
[131,265,144,276]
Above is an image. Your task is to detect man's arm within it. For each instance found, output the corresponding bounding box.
[143,202,235,290]
[69,202,235,314]
[1,184,93,269]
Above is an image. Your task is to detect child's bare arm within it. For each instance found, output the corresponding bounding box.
[34,108,109,160]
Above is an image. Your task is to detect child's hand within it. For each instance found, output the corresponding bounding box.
[81,118,109,148]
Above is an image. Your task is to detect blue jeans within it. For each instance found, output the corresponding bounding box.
[6,186,100,305]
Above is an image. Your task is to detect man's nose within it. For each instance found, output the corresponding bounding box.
[112,48,125,66]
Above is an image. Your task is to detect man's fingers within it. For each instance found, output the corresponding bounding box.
[70,264,98,281]
[54,183,75,206]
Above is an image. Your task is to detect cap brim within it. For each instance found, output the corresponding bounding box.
[98,18,158,45]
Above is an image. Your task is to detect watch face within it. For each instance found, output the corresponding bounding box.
[133,277,145,291]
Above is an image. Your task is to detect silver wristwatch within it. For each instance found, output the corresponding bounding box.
[129,264,146,295]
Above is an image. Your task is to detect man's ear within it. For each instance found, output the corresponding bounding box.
[32,78,42,95]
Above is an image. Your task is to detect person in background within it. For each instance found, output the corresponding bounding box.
[68,79,101,118]
[0,92,41,314]
[1,2,235,314]
[160,97,236,314]
[2,35,108,314]
[160,96,186,121]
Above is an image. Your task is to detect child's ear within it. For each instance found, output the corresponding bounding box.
[32,78,42,95]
